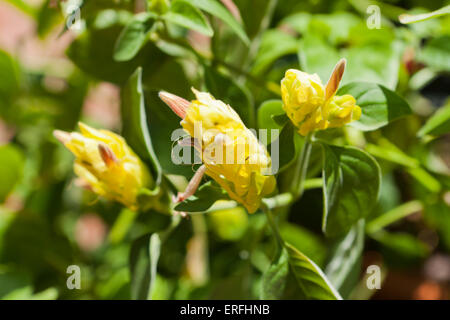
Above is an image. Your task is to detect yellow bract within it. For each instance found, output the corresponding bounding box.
[55,123,152,210]
[182,89,276,213]
[281,68,361,136]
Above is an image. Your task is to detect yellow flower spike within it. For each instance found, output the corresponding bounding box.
[54,123,152,211]
[159,89,276,213]
[281,58,361,136]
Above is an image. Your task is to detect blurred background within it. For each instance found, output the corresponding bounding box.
[0,0,449,300]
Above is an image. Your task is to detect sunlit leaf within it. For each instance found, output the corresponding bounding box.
[114,13,155,61]
[121,67,162,185]
[163,0,213,36]
[191,0,249,44]
[338,82,411,131]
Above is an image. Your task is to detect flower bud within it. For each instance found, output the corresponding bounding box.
[281,59,361,136]
[160,89,276,213]
[54,123,152,210]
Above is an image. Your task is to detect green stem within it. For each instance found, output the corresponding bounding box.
[262,203,284,256]
[290,133,313,199]
[366,200,423,234]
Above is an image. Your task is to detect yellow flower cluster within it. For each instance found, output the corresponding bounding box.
[162,89,276,213]
[54,123,152,211]
[281,60,361,136]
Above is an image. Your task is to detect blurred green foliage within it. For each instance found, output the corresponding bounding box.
[0,0,449,300]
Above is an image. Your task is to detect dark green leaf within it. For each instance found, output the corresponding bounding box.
[114,13,155,61]
[191,0,249,44]
[67,23,167,84]
[321,144,381,237]
[338,82,412,131]
[175,181,227,212]
[204,66,254,127]
[164,0,213,36]
[121,67,162,185]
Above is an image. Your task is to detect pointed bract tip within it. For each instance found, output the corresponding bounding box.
[326,58,347,100]
[53,130,71,144]
[159,91,190,119]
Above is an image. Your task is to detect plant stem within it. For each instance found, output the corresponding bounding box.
[366,200,423,234]
[262,203,284,256]
[290,133,313,199]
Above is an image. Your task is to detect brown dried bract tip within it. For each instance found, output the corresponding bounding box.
[325,58,346,100]
[98,143,118,167]
[159,91,191,119]
[53,130,71,144]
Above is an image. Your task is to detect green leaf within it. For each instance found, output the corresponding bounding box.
[268,122,296,173]
[419,35,450,72]
[67,23,167,84]
[285,243,342,300]
[0,50,20,100]
[418,102,450,137]
[191,0,249,45]
[164,0,213,36]
[299,33,401,89]
[175,181,227,212]
[280,223,327,266]
[321,144,381,237]
[338,82,412,131]
[129,233,161,300]
[325,220,365,298]
[260,249,289,299]
[257,99,284,144]
[114,13,155,61]
[252,30,298,75]
[0,145,24,202]
[204,66,254,127]
[121,67,162,185]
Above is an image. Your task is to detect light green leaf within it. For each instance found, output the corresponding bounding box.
[280,223,327,266]
[129,233,161,300]
[0,144,24,202]
[321,144,381,237]
[338,82,412,131]
[419,35,450,72]
[399,5,450,24]
[163,0,213,36]
[268,122,296,173]
[260,249,289,299]
[191,0,249,44]
[175,181,227,212]
[257,99,284,144]
[418,101,450,137]
[285,243,342,300]
[121,67,162,185]
[114,13,155,61]
[325,220,364,298]
[252,30,298,75]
